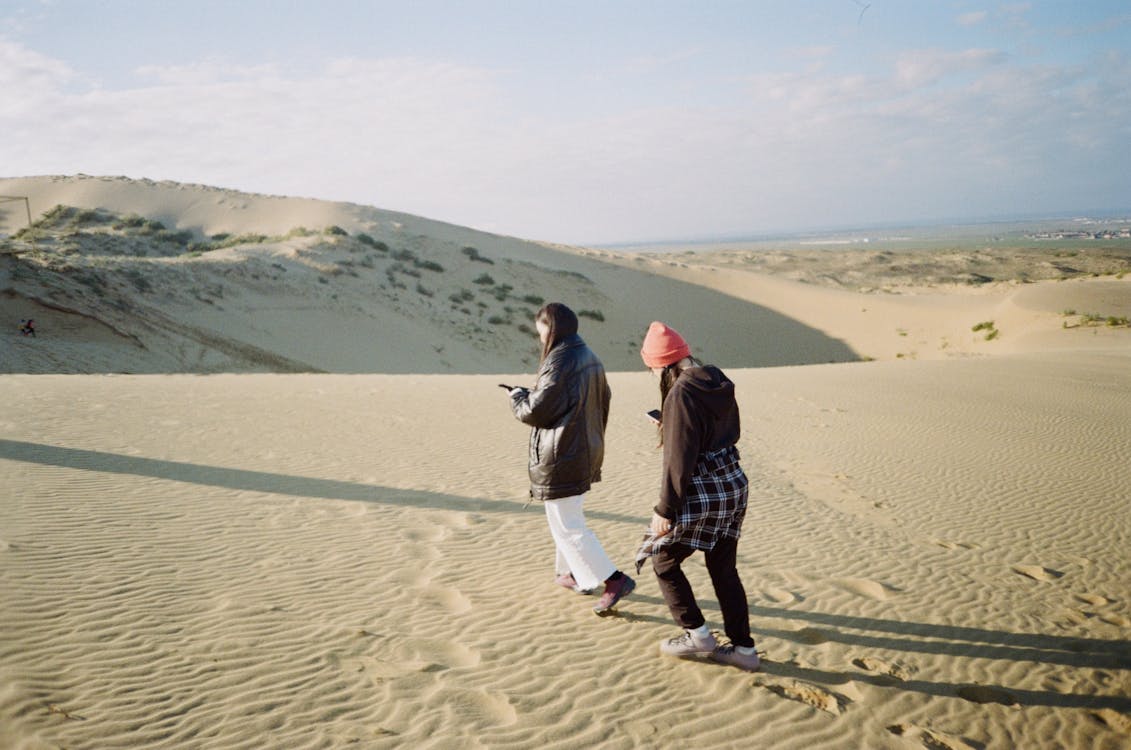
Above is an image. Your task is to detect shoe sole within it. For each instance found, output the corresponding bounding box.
[592,577,636,616]
[710,652,762,672]
[660,648,715,659]
[555,578,595,595]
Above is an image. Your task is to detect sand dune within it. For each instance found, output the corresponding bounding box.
[5,175,1128,375]
[3,175,861,374]
[2,175,1130,748]
[610,254,1131,362]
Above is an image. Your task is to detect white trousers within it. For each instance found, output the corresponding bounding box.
[543,494,616,591]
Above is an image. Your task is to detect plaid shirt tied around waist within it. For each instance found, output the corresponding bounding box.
[635,445,748,573]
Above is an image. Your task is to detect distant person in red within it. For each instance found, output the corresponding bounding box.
[19,318,36,337]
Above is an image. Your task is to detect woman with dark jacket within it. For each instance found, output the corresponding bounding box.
[635,321,760,670]
[509,303,635,615]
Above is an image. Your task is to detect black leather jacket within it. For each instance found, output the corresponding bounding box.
[510,334,611,500]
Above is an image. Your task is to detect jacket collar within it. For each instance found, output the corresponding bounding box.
[553,333,585,351]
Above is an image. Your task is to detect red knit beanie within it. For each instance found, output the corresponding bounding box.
[640,321,691,368]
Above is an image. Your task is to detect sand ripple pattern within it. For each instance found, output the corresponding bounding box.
[2,357,1130,749]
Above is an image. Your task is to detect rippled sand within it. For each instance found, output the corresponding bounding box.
[2,351,1129,748]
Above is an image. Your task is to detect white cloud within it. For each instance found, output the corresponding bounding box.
[134,60,281,86]
[622,48,701,75]
[894,48,1006,88]
[0,37,73,116]
[1,34,1128,242]
[957,11,988,27]
[1,45,508,217]
[998,3,1034,32]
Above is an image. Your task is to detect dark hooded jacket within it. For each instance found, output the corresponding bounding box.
[656,365,741,519]
[510,334,611,500]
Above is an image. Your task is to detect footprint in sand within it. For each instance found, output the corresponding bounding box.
[1053,608,1095,629]
[1092,708,1131,735]
[624,720,661,743]
[833,578,899,601]
[763,680,846,715]
[887,723,977,749]
[932,539,978,551]
[345,655,428,681]
[404,526,447,543]
[794,627,829,645]
[418,583,472,615]
[404,638,480,670]
[762,587,803,604]
[1063,592,1131,626]
[391,568,432,588]
[956,684,1019,707]
[1012,565,1064,582]
[852,656,912,682]
[427,686,517,728]
[1100,613,1131,627]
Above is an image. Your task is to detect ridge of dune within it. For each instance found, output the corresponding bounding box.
[2,175,862,374]
[5,175,1129,375]
[1,174,481,243]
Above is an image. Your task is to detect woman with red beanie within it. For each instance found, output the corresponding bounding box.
[636,321,760,670]
[508,303,635,615]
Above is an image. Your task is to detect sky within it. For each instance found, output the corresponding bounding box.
[2,1,1129,244]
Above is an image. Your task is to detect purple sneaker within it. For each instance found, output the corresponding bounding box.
[555,572,594,595]
[593,574,635,616]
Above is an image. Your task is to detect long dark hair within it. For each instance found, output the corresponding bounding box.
[656,356,702,445]
[536,302,579,362]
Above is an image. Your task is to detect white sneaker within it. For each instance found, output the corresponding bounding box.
[659,629,717,657]
[711,644,761,671]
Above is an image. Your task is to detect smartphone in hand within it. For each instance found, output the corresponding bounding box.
[645,409,662,424]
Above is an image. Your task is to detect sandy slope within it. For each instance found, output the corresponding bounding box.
[2,175,861,374]
[608,254,1131,362]
[2,352,1130,749]
[5,175,1129,376]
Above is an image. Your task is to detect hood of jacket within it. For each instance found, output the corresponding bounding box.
[653,363,741,519]
[678,365,737,422]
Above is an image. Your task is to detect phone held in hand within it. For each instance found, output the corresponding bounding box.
[498,383,515,390]
[645,409,662,424]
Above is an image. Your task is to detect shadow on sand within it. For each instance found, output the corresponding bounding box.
[5,437,1128,714]
[0,438,642,525]
[601,597,1131,712]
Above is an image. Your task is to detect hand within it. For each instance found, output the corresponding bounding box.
[509,387,527,398]
[650,512,672,537]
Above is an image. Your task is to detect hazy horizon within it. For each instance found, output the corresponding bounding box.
[592,210,1131,250]
[2,174,1129,252]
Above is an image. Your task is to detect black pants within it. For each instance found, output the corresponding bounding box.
[652,535,754,648]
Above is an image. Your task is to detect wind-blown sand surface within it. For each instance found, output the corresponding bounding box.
[2,176,1131,748]
[3,353,1130,749]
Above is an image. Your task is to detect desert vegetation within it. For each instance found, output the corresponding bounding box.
[1061,310,1131,328]
[972,320,999,341]
[461,246,494,264]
